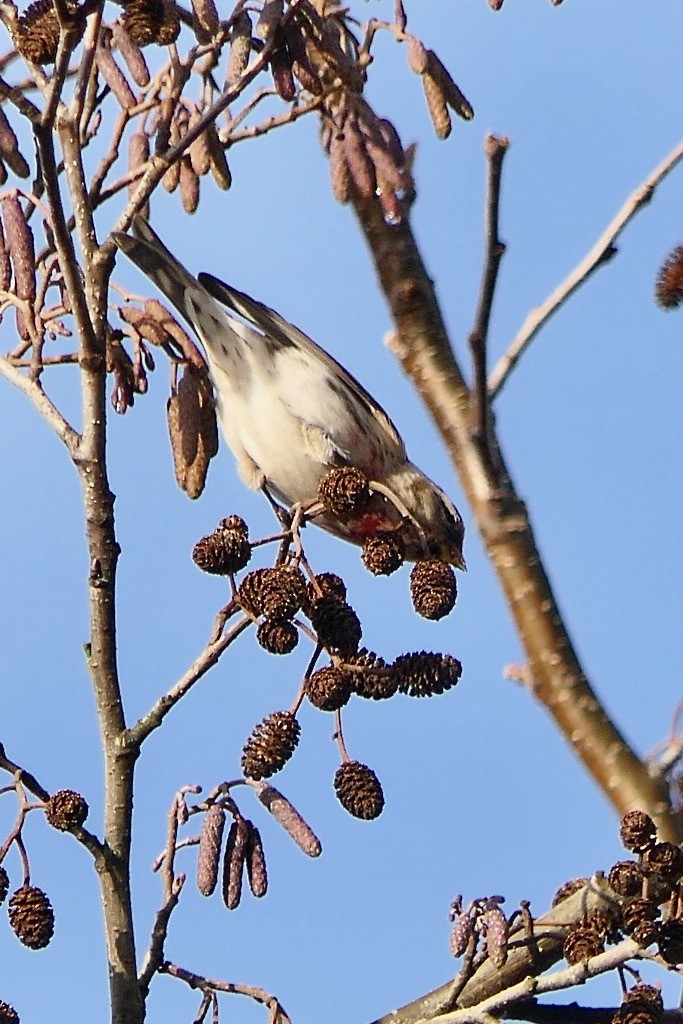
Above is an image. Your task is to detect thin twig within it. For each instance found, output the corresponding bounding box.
[488,136,683,398]
[468,133,509,474]
[423,939,641,1024]
[160,962,293,1024]
[126,615,252,748]
[0,356,80,451]
[138,790,192,995]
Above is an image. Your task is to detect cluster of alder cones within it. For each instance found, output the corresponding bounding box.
[190,466,463,818]
[557,810,683,971]
[0,789,88,967]
[443,810,683,1024]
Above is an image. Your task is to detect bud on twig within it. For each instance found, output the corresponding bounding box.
[188,109,211,177]
[111,20,150,86]
[222,817,250,910]
[179,157,200,213]
[227,11,252,86]
[197,803,225,896]
[96,42,136,110]
[3,194,36,339]
[255,0,282,44]
[270,41,296,101]
[127,131,150,217]
[190,0,219,38]
[206,123,232,191]
[0,109,29,179]
[245,822,268,897]
[254,782,322,857]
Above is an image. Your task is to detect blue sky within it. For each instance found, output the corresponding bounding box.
[1,2,683,1022]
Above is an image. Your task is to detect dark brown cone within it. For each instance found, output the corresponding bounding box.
[306,666,352,711]
[345,649,397,700]
[318,467,370,517]
[245,822,268,897]
[658,919,683,965]
[551,877,588,905]
[361,532,405,576]
[197,803,225,896]
[647,841,683,883]
[256,618,299,655]
[260,566,307,620]
[0,866,8,905]
[309,596,361,656]
[562,924,604,964]
[623,984,664,1018]
[14,0,60,64]
[655,245,683,309]
[620,810,657,853]
[393,651,462,697]
[241,711,300,780]
[121,0,164,46]
[622,898,660,946]
[237,568,272,617]
[0,1001,19,1024]
[156,2,180,46]
[192,518,251,575]
[410,559,457,620]
[608,860,644,897]
[8,885,54,949]
[45,789,89,831]
[585,907,621,941]
[334,761,384,820]
[305,572,346,610]
[221,817,249,910]
[254,782,322,857]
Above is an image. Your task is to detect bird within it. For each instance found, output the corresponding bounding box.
[113,216,465,568]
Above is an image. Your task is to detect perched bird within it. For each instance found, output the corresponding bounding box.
[113,216,465,567]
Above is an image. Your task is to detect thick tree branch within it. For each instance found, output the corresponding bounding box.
[351,190,678,842]
[369,877,624,1024]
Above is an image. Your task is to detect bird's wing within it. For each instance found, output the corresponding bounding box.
[198,271,406,458]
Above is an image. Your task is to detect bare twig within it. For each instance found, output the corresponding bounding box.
[468,133,509,474]
[160,962,293,1024]
[488,136,683,398]
[126,615,251,748]
[138,790,193,995]
[0,356,80,451]
[351,187,678,839]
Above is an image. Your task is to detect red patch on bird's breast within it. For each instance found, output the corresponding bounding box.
[346,511,391,541]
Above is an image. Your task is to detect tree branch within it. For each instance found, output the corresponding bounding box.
[488,136,683,398]
[351,188,679,841]
[126,615,251,749]
[0,356,80,451]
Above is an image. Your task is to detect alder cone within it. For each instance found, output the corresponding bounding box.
[241,711,300,780]
[45,789,89,831]
[8,885,54,949]
[0,1000,19,1024]
[334,761,384,820]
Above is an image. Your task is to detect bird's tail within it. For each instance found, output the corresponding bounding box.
[112,215,204,330]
